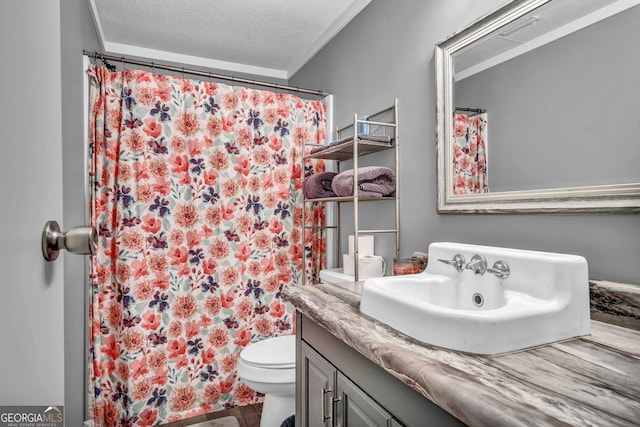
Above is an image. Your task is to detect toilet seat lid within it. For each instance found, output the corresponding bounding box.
[240,335,296,368]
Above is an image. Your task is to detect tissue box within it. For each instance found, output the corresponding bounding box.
[343,254,385,279]
[348,234,374,257]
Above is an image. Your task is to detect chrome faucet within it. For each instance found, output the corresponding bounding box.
[439,253,510,279]
[437,254,465,272]
[465,254,487,275]
[487,260,510,279]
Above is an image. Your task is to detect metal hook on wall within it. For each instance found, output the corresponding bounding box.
[42,220,97,262]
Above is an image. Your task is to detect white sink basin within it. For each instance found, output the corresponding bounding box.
[360,242,590,354]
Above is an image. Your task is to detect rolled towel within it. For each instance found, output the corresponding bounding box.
[303,171,338,199]
[332,166,396,198]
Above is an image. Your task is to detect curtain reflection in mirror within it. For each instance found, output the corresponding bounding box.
[453,111,488,194]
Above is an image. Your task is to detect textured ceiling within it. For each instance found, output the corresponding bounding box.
[89,0,371,79]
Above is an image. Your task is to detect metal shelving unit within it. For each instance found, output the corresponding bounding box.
[302,99,399,284]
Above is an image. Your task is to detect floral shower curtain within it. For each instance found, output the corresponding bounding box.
[87,65,326,426]
[453,112,488,194]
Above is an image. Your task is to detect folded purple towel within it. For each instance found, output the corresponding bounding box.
[332,166,396,198]
[303,172,338,199]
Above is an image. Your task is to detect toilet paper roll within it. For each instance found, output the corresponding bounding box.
[343,254,385,280]
[348,234,374,257]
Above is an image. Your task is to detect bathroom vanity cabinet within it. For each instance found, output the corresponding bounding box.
[301,343,397,426]
[295,311,465,427]
[302,99,400,283]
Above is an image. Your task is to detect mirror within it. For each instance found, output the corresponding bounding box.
[435,0,640,213]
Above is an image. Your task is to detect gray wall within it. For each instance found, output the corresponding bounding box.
[456,5,640,191]
[290,0,640,284]
[60,0,101,425]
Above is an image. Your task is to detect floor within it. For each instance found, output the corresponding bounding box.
[161,403,263,427]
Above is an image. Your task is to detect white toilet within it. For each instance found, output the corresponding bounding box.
[238,334,296,427]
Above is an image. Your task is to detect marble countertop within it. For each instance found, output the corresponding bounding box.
[283,280,640,427]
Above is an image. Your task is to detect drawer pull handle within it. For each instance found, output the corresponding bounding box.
[321,387,333,423]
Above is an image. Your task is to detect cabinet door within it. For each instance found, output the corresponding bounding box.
[335,372,394,427]
[300,342,336,427]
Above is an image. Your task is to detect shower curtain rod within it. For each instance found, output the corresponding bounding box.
[455,107,487,113]
[83,50,330,97]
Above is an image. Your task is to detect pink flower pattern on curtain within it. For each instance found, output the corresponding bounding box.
[453,113,488,194]
[87,65,326,426]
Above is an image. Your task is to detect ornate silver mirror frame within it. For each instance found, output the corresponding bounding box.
[435,0,640,213]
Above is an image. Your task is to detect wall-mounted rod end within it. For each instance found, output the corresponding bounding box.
[42,220,97,262]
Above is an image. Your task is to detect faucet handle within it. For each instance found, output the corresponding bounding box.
[437,254,465,272]
[487,260,510,279]
[465,254,487,275]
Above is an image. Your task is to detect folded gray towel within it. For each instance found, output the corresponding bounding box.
[303,172,338,199]
[332,166,396,198]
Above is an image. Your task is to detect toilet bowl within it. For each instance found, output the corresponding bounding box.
[237,334,296,427]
